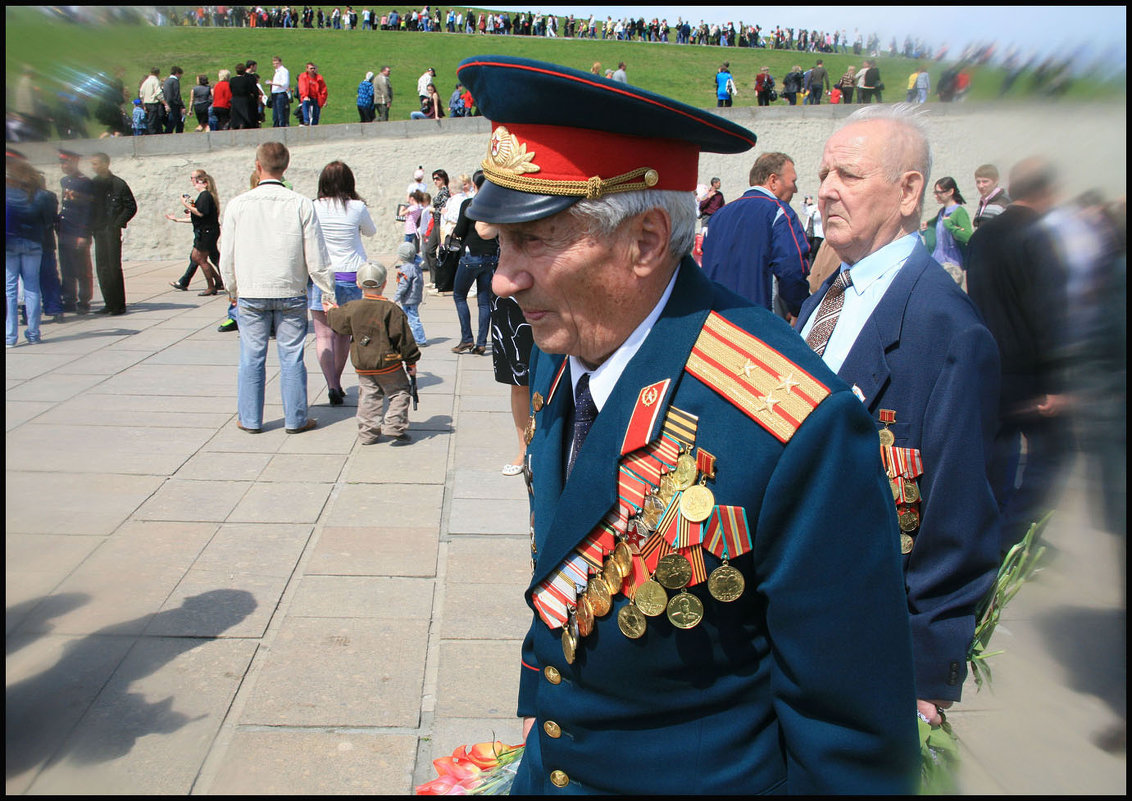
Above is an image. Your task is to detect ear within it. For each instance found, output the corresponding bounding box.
[899,170,925,218]
[628,206,672,279]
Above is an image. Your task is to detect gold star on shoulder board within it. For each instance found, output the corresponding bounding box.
[737,359,758,379]
[776,372,800,395]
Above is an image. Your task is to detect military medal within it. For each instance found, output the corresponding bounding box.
[679,483,715,523]
[575,593,594,637]
[671,453,698,491]
[878,409,896,447]
[900,533,914,554]
[654,552,692,590]
[617,602,648,639]
[602,557,623,595]
[901,478,921,503]
[531,392,544,412]
[586,574,613,616]
[613,540,633,578]
[635,578,668,617]
[889,476,902,501]
[524,414,536,445]
[641,492,665,531]
[657,473,678,505]
[707,558,745,603]
[666,590,704,630]
[898,507,920,532]
[561,615,579,664]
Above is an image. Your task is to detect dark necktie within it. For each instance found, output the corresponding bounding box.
[805,269,853,357]
[566,373,597,480]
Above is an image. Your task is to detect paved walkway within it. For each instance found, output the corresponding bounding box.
[5,260,1125,794]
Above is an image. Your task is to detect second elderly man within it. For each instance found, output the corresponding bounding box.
[458,55,919,794]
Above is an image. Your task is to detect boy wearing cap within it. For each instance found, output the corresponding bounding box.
[392,241,426,344]
[455,55,918,794]
[327,262,421,445]
[131,99,146,136]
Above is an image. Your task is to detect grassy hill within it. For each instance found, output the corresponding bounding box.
[5,6,1120,134]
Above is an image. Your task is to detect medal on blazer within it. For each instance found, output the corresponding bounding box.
[575,592,595,637]
[900,532,914,554]
[602,556,623,596]
[666,589,704,629]
[523,414,536,445]
[654,552,692,590]
[708,542,745,603]
[562,614,579,663]
[635,577,668,617]
[586,573,613,616]
[531,391,544,411]
[680,448,717,523]
[898,506,920,532]
[671,453,698,491]
[617,601,648,639]
[878,409,896,446]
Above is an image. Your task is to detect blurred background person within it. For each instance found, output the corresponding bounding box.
[921,176,973,288]
[191,73,212,132]
[6,158,47,346]
[211,69,232,130]
[166,168,223,295]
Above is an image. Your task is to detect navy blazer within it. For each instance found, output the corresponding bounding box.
[796,240,1001,701]
[513,259,918,794]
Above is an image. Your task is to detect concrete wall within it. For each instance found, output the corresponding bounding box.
[16,102,1126,263]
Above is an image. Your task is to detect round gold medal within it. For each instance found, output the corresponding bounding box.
[900,533,914,554]
[586,575,612,617]
[602,558,623,595]
[666,590,704,630]
[635,578,668,617]
[561,626,577,664]
[878,428,895,446]
[672,453,698,490]
[524,415,537,445]
[679,484,715,522]
[889,476,902,501]
[613,541,634,578]
[617,603,647,639]
[575,594,594,637]
[902,478,921,503]
[898,508,920,532]
[707,562,745,602]
[654,552,692,589]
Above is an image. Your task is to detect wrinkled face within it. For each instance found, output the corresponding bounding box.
[818,121,910,265]
[492,209,634,367]
[974,176,996,198]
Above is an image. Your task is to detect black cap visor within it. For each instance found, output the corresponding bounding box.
[466,181,582,224]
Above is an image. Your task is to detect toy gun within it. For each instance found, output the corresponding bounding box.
[408,368,419,410]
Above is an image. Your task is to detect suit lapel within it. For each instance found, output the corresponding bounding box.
[530,260,714,590]
[837,245,932,411]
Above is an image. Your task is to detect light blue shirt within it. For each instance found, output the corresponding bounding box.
[800,233,918,374]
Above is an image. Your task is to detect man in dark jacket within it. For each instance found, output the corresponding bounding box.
[965,158,1071,553]
[57,149,94,314]
[162,66,186,133]
[88,152,138,315]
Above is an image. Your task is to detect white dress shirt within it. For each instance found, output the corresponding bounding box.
[799,233,918,374]
[271,65,290,94]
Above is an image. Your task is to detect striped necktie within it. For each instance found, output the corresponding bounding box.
[805,270,853,357]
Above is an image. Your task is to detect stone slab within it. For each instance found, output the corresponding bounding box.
[306,526,439,578]
[439,582,530,641]
[134,478,251,522]
[227,481,334,524]
[174,450,273,481]
[435,640,523,718]
[239,616,428,728]
[4,633,136,794]
[289,575,435,620]
[259,452,347,483]
[445,537,533,588]
[52,349,152,375]
[3,400,55,430]
[204,729,417,795]
[448,498,530,536]
[3,372,108,403]
[25,637,258,795]
[452,467,530,501]
[4,353,77,380]
[190,523,313,579]
[4,471,164,536]
[5,424,214,476]
[5,535,103,630]
[146,570,288,639]
[346,431,451,484]
[324,483,444,528]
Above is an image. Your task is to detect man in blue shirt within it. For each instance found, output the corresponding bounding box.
[701,152,810,319]
[714,62,734,107]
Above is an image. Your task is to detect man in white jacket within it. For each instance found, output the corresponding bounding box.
[220,141,334,434]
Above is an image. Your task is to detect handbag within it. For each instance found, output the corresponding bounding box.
[442,234,463,253]
[435,243,461,292]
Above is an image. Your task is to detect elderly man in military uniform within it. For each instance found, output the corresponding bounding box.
[797,105,1001,730]
[457,55,918,794]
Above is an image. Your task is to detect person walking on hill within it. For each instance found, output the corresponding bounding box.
[298,62,328,126]
[374,65,393,121]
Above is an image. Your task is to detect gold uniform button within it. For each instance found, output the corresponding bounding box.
[543,720,562,738]
[544,665,562,684]
[550,770,569,788]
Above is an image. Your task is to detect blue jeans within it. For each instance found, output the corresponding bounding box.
[271,93,289,127]
[237,296,309,429]
[453,252,496,347]
[7,239,43,345]
[402,303,426,344]
[39,248,64,315]
[301,98,321,125]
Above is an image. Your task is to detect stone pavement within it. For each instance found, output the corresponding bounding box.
[5,260,1125,794]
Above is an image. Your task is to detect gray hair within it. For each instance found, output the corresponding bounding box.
[844,103,933,211]
[568,189,697,259]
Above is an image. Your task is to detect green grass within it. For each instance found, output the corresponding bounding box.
[5,6,1122,133]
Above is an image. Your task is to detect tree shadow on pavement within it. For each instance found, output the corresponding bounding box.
[5,589,256,780]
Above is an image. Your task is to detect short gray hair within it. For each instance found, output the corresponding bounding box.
[568,190,697,259]
[844,103,933,203]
